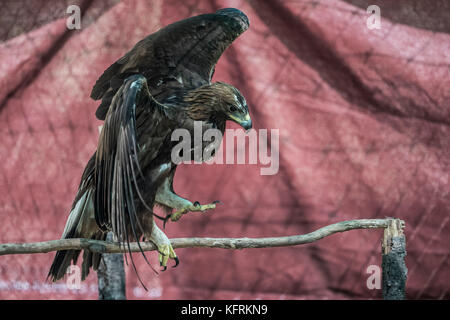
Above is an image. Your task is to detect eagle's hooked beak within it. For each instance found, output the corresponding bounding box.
[229,113,252,131]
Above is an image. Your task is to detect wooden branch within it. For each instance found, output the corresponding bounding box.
[382,219,407,300]
[97,232,126,300]
[0,219,400,255]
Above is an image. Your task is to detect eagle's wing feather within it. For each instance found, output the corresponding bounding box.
[94,74,162,279]
[91,8,249,120]
[95,75,142,234]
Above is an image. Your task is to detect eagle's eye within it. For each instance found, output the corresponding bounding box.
[229,105,237,112]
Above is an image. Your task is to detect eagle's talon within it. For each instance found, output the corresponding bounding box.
[173,256,180,268]
[157,243,177,271]
[189,201,220,212]
[151,225,178,271]
[163,214,172,228]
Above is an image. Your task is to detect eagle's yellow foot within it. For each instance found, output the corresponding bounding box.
[158,243,179,271]
[149,224,179,271]
[166,200,221,225]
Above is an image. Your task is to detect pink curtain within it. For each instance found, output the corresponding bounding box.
[0,0,449,299]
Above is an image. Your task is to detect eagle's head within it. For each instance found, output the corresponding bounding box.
[184,82,252,130]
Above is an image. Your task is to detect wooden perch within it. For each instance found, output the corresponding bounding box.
[0,218,407,300]
[382,219,407,300]
[1,219,399,255]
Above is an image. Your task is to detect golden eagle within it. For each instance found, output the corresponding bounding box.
[48,8,251,284]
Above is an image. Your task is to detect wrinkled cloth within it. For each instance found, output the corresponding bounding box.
[0,0,449,299]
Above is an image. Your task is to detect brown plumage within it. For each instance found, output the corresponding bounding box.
[48,8,251,285]
[185,82,248,121]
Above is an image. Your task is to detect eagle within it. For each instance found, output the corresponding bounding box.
[48,8,251,284]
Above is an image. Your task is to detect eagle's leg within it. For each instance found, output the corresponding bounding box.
[148,223,178,271]
[155,180,194,214]
[155,179,219,223]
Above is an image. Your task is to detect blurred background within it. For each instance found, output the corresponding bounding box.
[0,0,449,299]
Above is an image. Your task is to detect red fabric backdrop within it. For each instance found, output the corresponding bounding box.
[0,0,449,299]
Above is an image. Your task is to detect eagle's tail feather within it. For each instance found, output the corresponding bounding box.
[81,232,106,281]
[47,189,100,282]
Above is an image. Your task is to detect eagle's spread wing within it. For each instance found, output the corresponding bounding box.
[94,74,165,275]
[96,75,143,233]
[91,8,249,120]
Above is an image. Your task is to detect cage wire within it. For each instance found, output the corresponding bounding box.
[0,0,449,299]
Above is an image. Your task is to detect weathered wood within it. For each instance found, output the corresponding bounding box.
[382,219,407,300]
[97,233,126,300]
[0,218,408,299]
[0,219,395,255]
